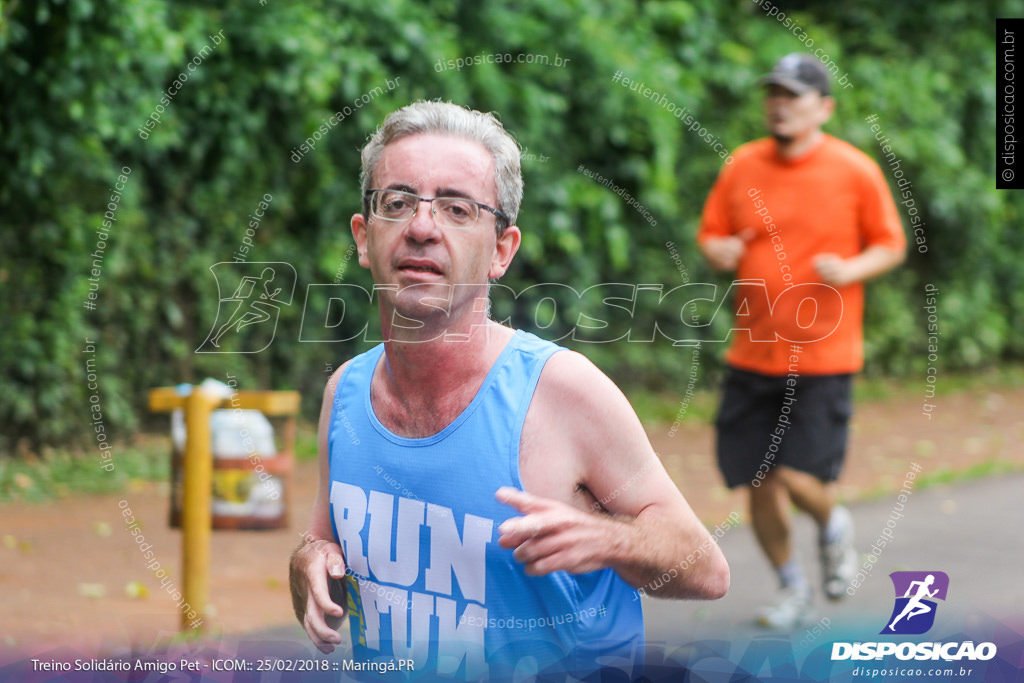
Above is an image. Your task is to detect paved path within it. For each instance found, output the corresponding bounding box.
[643,471,1024,642]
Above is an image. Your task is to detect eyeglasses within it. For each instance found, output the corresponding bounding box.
[364,188,509,231]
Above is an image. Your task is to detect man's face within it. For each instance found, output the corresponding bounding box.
[352,133,520,326]
[763,84,833,144]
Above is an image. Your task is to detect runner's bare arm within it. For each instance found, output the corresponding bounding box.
[289,362,350,653]
[498,350,730,600]
[698,229,755,272]
[813,244,905,286]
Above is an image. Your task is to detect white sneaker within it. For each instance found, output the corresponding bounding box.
[820,505,858,601]
[756,585,814,629]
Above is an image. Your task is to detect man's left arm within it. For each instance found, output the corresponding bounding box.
[496,351,730,600]
[813,244,905,287]
[814,158,907,286]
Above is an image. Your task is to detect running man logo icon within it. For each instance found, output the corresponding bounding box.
[881,571,950,635]
[196,262,296,353]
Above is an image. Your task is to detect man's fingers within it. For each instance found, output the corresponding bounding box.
[510,535,545,565]
[496,488,555,546]
[496,514,554,548]
[294,539,347,653]
[306,540,348,596]
[506,536,550,575]
[310,575,346,618]
[303,593,343,652]
[513,526,584,562]
[305,614,342,649]
[814,253,840,269]
[495,489,600,574]
[303,549,346,618]
[711,235,747,270]
[322,546,347,579]
[516,545,579,577]
[495,486,545,513]
[306,629,333,655]
[497,487,568,517]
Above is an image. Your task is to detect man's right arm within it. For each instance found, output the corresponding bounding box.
[696,160,752,272]
[699,231,753,272]
[289,363,350,653]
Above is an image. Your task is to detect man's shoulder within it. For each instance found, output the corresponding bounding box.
[501,331,586,394]
[336,345,382,377]
[510,329,566,357]
[531,347,627,416]
[535,345,598,381]
[820,134,883,174]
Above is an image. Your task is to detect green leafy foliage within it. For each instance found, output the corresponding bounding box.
[1,0,1019,455]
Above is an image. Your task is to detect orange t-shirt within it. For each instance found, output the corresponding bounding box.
[698,135,905,376]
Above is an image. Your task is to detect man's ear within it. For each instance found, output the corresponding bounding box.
[819,95,836,126]
[489,225,521,279]
[352,213,370,268]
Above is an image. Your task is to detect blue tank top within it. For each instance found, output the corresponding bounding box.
[328,330,644,680]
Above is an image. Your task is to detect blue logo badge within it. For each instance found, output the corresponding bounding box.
[881,571,949,635]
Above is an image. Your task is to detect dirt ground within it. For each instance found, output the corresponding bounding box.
[2,385,1021,657]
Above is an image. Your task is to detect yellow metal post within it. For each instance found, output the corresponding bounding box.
[149,386,300,633]
[180,389,221,632]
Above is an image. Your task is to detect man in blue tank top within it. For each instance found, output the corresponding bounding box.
[290,101,730,681]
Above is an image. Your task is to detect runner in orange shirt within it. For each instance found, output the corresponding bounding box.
[698,53,905,628]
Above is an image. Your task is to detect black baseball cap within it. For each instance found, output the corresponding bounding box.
[757,53,831,96]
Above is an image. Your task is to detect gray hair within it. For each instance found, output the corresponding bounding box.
[360,101,523,233]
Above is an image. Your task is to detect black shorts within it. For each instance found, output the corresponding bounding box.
[714,366,853,489]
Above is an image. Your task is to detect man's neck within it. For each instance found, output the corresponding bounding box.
[775,128,825,160]
[376,311,514,416]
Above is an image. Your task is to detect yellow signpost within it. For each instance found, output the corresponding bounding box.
[149,387,300,632]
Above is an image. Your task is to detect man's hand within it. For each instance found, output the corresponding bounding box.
[700,229,755,272]
[815,245,905,287]
[495,487,621,576]
[813,253,857,286]
[289,538,348,653]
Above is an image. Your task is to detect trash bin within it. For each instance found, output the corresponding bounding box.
[165,380,294,530]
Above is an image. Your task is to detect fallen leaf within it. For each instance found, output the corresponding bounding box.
[78,583,106,599]
[125,581,150,599]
